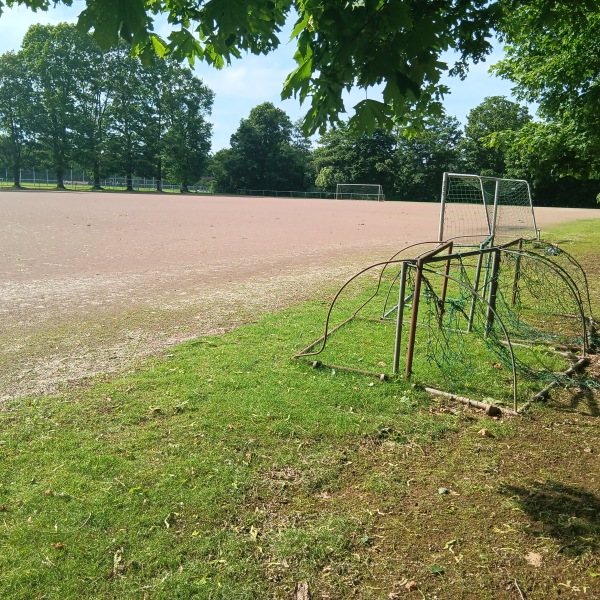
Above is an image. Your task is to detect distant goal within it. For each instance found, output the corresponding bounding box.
[335,183,385,201]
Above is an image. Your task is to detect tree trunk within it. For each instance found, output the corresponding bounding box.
[126,172,133,192]
[92,158,102,190]
[56,167,66,190]
[12,154,21,188]
[180,181,189,194]
[156,157,162,192]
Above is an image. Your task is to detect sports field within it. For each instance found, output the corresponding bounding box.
[1,190,598,400]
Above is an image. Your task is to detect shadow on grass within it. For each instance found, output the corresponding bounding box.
[500,481,600,556]
[568,385,600,416]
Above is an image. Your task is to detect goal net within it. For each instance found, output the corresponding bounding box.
[438,173,538,245]
[335,183,385,201]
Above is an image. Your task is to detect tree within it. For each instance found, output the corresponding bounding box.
[0,51,34,187]
[395,114,463,201]
[103,46,147,191]
[135,58,173,192]
[161,74,213,193]
[218,102,312,192]
[493,2,600,178]
[6,0,577,134]
[71,31,115,190]
[313,124,397,193]
[210,148,235,193]
[460,96,531,177]
[21,23,88,188]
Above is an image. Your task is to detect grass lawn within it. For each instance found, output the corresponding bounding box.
[1,221,599,599]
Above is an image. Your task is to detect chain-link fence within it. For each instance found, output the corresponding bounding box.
[0,168,212,193]
[236,189,335,199]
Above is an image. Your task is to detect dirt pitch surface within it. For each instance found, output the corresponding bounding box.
[2,190,599,400]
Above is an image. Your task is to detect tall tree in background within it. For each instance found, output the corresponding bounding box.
[0,51,33,187]
[72,30,115,190]
[460,96,531,177]
[0,24,216,190]
[21,23,85,188]
[395,114,463,201]
[493,3,600,179]
[215,103,311,192]
[103,46,147,191]
[161,73,213,193]
[210,148,235,193]
[136,58,173,192]
[314,125,397,193]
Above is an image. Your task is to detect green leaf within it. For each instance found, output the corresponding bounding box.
[290,13,310,39]
[168,29,205,65]
[350,99,394,134]
[150,35,168,57]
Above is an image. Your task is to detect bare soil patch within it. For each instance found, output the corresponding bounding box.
[1,190,598,400]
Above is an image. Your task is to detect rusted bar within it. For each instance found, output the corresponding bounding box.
[467,240,488,333]
[404,242,454,379]
[405,260,423,379]
[485,248,501,335]
[527,357,590,405]
[293,315,355,357]
[423,386,508,417]
[310,361,387,380]
[393,261,408,375]
[511,238,523,307]
[437,242,454,328]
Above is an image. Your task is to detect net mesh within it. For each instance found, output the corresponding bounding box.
[440,174,537,244]
[294,175,592,411]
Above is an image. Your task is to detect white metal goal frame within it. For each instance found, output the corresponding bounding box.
[335,183,385,201]
[438,172,539,245]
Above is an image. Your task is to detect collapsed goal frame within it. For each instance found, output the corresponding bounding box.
[293,172,596,416]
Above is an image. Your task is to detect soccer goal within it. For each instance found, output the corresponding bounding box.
[438,173,538,245]
[335,183,385,201]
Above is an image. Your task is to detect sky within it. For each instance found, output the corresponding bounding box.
[0,1,521,153]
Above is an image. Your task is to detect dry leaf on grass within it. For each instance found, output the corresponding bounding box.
[295,581,309,600]
[525,551,543,567]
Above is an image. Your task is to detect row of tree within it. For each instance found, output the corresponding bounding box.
[211,99,600,206]
[3,18,600,205]
[0,24,213,191]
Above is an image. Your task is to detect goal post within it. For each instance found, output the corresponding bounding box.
[335,183,385,201]
[438,172,538,245]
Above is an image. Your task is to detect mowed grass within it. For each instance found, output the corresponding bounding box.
[1,221,599,599]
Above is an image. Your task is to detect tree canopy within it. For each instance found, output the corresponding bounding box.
[211,102,311,193]
[460,95,531,177]
[4,0,597,137]
[492,2,600,179]
[0,23,213,190]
